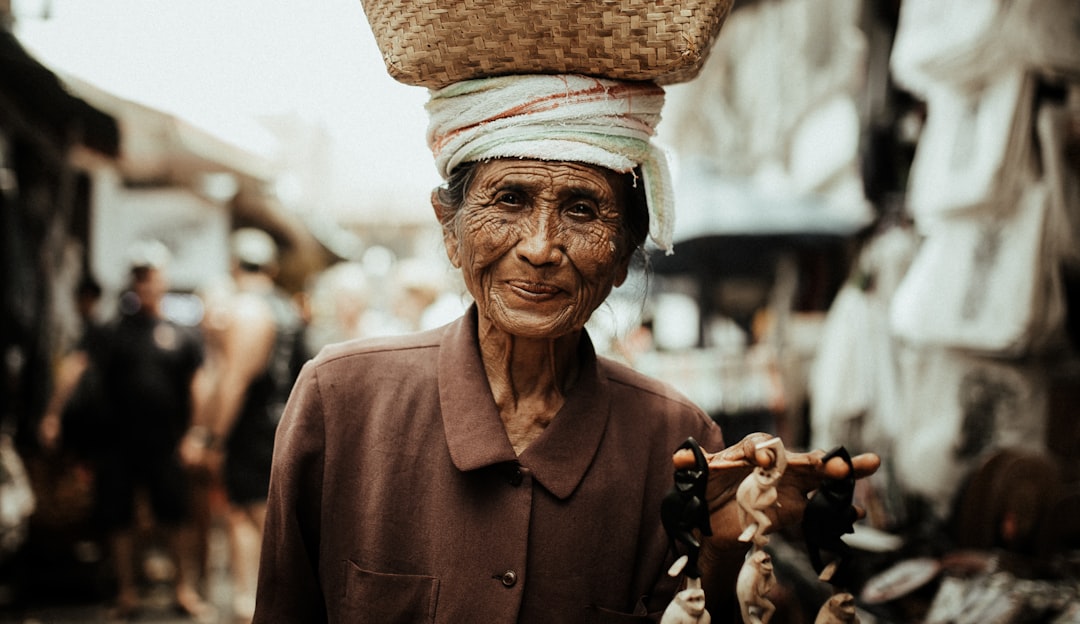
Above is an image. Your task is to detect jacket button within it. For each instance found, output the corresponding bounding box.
[500,570,518,587]
[508,468,523,486]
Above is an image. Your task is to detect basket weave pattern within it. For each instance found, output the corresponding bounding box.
[362,0,734,88]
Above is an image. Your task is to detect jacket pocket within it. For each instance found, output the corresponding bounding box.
[585,605,656,623]
[341,560,439,623]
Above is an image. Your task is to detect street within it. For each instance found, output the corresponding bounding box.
[0,523,237,624]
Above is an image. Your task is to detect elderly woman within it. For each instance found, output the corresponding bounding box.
[253,75,877,623]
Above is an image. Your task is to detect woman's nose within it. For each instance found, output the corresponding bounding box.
[515,210,563,266]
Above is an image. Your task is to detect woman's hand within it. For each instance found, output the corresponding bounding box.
[179,426,224,475]
[673,432,881,550]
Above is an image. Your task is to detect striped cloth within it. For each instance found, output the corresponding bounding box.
[426,74,676,253]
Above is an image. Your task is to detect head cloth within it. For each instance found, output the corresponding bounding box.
[426,74,675,253]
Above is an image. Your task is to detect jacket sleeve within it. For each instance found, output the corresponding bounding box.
[253,361,329,623]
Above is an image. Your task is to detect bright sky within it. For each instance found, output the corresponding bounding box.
[14,0,442,221]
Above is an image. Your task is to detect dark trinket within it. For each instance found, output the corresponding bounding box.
[661,437,712,579]
[802,446,858,585]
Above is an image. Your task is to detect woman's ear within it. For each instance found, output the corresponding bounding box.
[431,188,461,268]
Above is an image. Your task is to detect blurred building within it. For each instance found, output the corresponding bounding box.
[1,24,119,448]
[1,7,330,448]
[1,6,337,613]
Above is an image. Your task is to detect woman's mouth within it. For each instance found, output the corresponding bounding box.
[507,280,562,299]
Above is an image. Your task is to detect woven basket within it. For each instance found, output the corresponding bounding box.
[361,0,735,88]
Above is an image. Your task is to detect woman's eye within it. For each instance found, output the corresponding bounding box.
[566,202,598,219]
[495,191,523,207]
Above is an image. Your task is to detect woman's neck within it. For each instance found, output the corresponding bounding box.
[477,316,582,455]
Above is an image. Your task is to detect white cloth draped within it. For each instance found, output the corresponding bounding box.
[426,74,675,252]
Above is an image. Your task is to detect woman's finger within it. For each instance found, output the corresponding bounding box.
[786,449,881,480]
[851,452,881,479]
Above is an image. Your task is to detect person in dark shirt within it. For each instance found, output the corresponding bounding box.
[95,241,213,621]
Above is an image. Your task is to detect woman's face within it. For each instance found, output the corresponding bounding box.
[436,159,633,339]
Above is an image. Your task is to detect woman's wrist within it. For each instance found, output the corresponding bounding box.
[188,425,223,450]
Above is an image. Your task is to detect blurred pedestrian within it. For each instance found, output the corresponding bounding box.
[38,274,108,458]
[185,273,237,596]
[184,229,301,622]
[391,256,467,332]
[95,240,213,621]
[31,274,108,586]
[386,258,437,332]
[301,261,372,352]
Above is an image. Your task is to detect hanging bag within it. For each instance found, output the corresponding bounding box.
[890,0,1080,95]
[904,70,1034,224]
[889,179,1066,357]
[889,0,1010,95]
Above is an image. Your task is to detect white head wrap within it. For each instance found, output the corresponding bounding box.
[426,74,675,253]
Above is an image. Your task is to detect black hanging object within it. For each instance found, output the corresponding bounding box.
[802,446,858,585]
[661,437,712,579]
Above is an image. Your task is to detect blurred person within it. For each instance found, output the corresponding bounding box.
[38,274,108,456]
[34,273,108,556]
[419,285,472,331]
[184,228,301,622]
[391,256,472,332]
[608,319,656,368]
[390,257,448,332]
[184,273,238,592]
[94,240,212,621]
[301,261,373,352]
[16,274,107,606]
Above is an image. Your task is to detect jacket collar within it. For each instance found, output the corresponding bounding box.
[438,306,611,500]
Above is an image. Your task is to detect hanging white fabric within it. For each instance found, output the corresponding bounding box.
[890,0,1080,96]
[889,179,1066,357]
[904,71,1034,226]
[1037,93,1080,269]
[892,350,1048,519]
[809,227,917,453]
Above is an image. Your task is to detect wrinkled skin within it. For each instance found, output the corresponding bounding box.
[432,160,635,453]
[437,160,632,339]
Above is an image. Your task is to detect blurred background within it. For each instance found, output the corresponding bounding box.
[1,0,1078,621]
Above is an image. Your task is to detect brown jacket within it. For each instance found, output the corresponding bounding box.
[254,307,725,623]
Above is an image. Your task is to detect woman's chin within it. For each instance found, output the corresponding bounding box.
[485,306,583,340]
